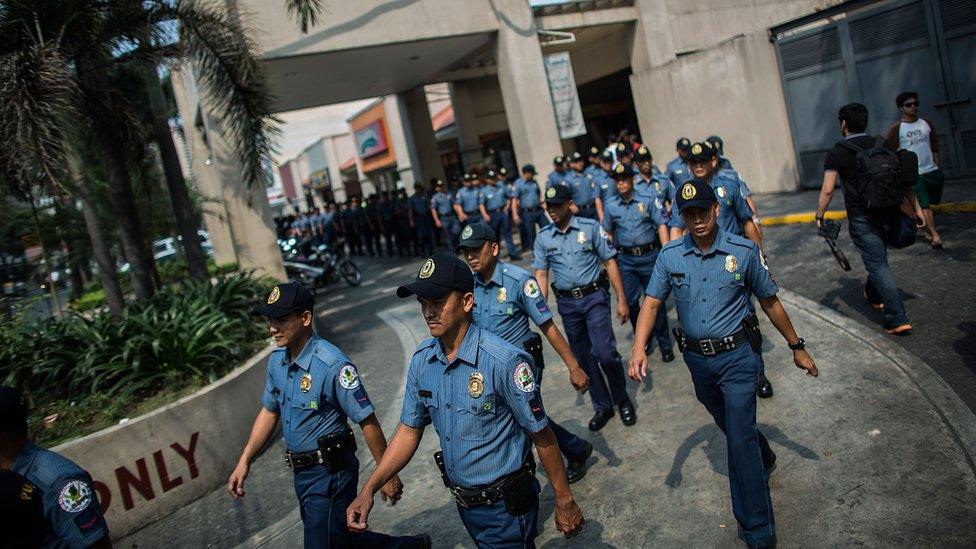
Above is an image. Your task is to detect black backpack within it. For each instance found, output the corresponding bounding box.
[837,136,904,210]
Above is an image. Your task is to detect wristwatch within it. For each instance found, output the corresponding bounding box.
[788,338,806,351]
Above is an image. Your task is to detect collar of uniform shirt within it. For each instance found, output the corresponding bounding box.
[10,441,38,472]
[474,264,505,288]
[681,228,733,257]
[427,324,482,369]
[553,215,582,234]
[282,334,318,371]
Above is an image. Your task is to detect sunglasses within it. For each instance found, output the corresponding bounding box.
[902,101,919,108]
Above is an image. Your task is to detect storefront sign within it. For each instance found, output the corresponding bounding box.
[354,120,388,159]
[544,52,586,139]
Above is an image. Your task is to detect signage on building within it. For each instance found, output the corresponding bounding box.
[544,52,586,139]
[354,120,388,159]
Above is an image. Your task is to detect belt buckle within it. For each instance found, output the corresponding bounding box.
[700,340,716,356]
[450,488,470,508]
[633,246,643,256]
[571,287,584,299]
[284,453,294,468]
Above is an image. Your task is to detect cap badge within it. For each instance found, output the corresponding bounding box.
[725,255,738,273]
[546,187,556,199]
[267,287,281,304]
[497,287,507,303]
[419,258,435,279]
[469,372,485,398]
[577,231,587,244]
[681,183,697,200]
[461,225,474,240]
[300,373,312,393]
[639,146,648,154]
[691,143,703,155]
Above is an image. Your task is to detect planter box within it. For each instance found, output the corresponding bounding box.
[52,344,276,538]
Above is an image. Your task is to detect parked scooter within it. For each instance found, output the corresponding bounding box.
[279,237,362,289]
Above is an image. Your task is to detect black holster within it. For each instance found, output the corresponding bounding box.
[522,333,545,370]
[316,430,357,473]
[434,451,452,488]
[741,313,763,352]
[673,328,688,352]
[499,459,537,516]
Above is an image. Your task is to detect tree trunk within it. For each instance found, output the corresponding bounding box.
[70,162,125,318]
[144,66,209,281]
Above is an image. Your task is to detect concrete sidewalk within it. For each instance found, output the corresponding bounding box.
[233,290,974,548]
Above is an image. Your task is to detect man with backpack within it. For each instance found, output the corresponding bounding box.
[814,103,924,335]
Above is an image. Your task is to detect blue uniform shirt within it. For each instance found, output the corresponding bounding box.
[513,178,542,209]
[12,443,109,548]
[546,170,569,188]
[532,216,617,290]
[410,194,430,215]
[479,182,509,211]
[593,169,616,203]
[601,193,666,247]
[566,171,596,206]
[472,262,553,346]
[669,174,752,235]
[666,157,693,188]
[454,186,482,213]
[400,325,548,488]
[262,334,376,452]
[646,230,778,340]
[431,191,454,216]
[584,164,602,180]
[719,167,753,198]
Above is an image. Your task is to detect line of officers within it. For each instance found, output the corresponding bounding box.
[230,137,820,549]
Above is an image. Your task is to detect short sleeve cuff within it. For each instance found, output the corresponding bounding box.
[523,417,549,435]
[347,403,376,424]
[399,412,429,429]
[261,397,279,413]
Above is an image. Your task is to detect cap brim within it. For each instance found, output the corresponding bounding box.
[545,198,569,205]
[677,199,716,213]
[250,303,295,319]
[455,238,490,253]
[395,282,454,300]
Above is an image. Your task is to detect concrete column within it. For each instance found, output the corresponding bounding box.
[383,95,417,189]
[401,87,446,188]
[448,81,485,168]
[630,0,677,72]
[201,112,286,281]
[492,0,562,175]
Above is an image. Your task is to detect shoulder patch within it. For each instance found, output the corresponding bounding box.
[58,480,93,513]
[338,364,361,390]
[523,278,541,298]
[513,362,536,393]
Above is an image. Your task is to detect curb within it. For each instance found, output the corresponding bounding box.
[778,288,976,474]
[762,201,976,226]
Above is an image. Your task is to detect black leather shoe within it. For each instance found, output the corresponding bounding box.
[566,440,594,484]
[588,410,614,431]
[757,374,774,399]
[619,398,637,426]
[661,348,675,362]
[413,533,432,549]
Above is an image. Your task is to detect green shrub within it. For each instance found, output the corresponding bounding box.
[72,287,107,312]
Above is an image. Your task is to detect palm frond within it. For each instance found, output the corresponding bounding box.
[284,0,324,34]
[166,0,279,189]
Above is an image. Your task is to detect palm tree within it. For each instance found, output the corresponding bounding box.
[0,0,288,301]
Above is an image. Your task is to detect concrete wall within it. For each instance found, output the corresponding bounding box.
[53,345,276,539]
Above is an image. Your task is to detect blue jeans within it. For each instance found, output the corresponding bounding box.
[683,345,776,547]
[556,289,628,413]
[456,477,540,548]
[293,454,423,549]
[848,214,909,326]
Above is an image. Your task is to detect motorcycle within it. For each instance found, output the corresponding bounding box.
[279,237,363,289]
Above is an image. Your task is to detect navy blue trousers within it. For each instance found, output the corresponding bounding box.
[292,454,423,549]
[556,289,628,413]
[534,351,586,459]
[487,214,521,258]
[439,216,460,251]
[619,252,672,353]
[682,345,776,546]
[413,219,435,257]
[519,209,549,251]
[456,477,540,548]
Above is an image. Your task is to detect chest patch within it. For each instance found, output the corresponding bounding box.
[725,255,738,273]
[58,480,93,513]
[469,372,485,398]
[299,373,312,392]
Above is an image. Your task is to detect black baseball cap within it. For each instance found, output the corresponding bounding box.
[544,184,573,205]
[497,167,508,177]
[553,155,565,165]
[588,146,601,157]
[676,137,692,152]
[600,150,613,162]
[397,252,474,299]
[486,169,497,179]
[0,387,27,432]
[675,179,717,213]
[615,143,632,157]
[456,223,497,251]
[634,145,651,162]
[251,282,315,319]
[611,163,634,179]
[707,135,724,154]
[521,164,537,174]
[688,141,717,162]
[569,152,584,162]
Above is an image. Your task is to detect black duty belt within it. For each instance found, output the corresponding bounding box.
[486,207,504,214]
[553,275,609,300]
[677,328,750,356]
[619,242,660,256]
[448,457,536,509]
[520,206,542,213]
[440,212,456,218]
[284,431,356,469]
[464,210,481,216]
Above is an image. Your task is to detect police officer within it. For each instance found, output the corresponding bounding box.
[378,191,398,257]
[593,150,616,222]
[410,183,435,257]
[394,189,413,256]
[584,146,603,180]
[347,253,585,546]
[546,155,570,187]
[349,198,367,256]
[0,386,111,548]
[602,164,675,364]
[708,135,763,226]
[629,179,819,549]
[496,168,522,261]
[532,185,636,431]
[512,164,549,252]
[364,194,383,257]
[0,469,46,547]
[614,143,638,175]
[454,174,483,228]
[458,224,594,483]
[666,137,694,188]
[478,170,522,261]
[231,283,428,548]
[430,179,460,251]
[566,152,598,220]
